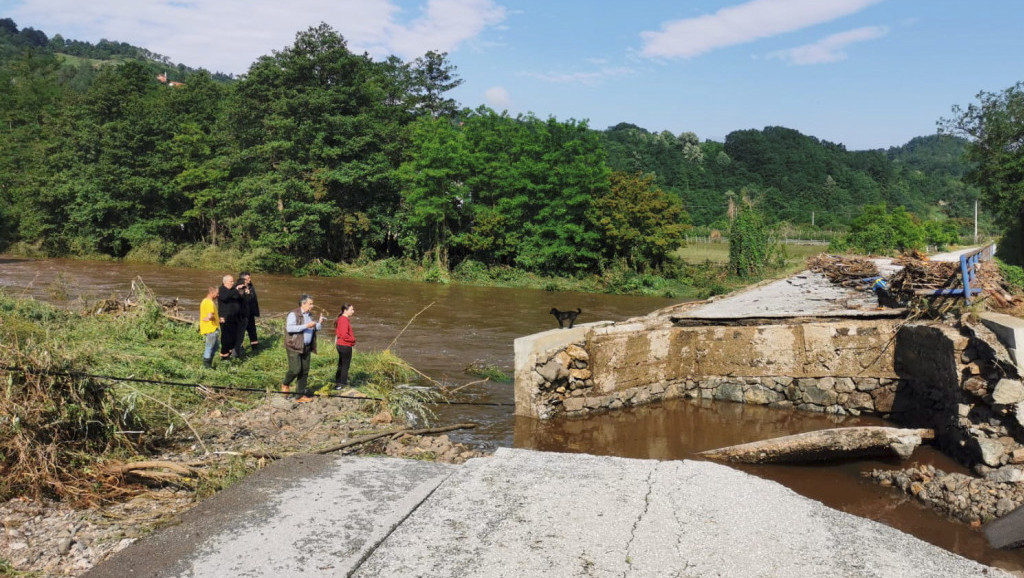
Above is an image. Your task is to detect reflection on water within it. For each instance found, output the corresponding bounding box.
[3,257,1024,571]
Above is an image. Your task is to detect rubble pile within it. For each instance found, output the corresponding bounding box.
[806,254,879,286]
[869,464,1024,525]
[886,258,961,302]
[808,251,1020,314]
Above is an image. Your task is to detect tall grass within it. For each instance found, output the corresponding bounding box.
[0,288,436,502]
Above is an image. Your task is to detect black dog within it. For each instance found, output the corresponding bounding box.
[549,307,581,329]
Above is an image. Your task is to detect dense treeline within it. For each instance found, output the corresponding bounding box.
[0,21,689,274]
[602,124,983,234]
[0,19,994,276]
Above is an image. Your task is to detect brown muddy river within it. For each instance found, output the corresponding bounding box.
[2,256,1023,572]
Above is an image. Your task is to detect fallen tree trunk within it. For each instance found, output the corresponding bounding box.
[699,426,935,464]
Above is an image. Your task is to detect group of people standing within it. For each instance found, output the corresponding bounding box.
[199,273,261,368]
[199,279,357,403]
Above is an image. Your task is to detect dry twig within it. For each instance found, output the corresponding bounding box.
[386,301,435,351]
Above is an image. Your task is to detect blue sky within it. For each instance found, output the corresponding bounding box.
[3,0,1023,150]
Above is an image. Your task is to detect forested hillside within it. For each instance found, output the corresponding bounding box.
[602,125,981,233]
[0,19,988,275]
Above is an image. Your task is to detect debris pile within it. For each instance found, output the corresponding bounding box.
[868,464,1024,526]
[886,258,961,303]
[975,261,1023,312]
[93,276,188,321]
[808,252,1021,314]
[0,397,488,577]
[806,254,879,286]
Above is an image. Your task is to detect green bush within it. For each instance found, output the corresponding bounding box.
[359,351,442,424]
[839,204,927,255]
[728,204,779,277]
[997,259,1024,294]
[123,239,177,264]
[923,220,961,248]
[293,259,344,277]
[422,264,450,284]
[451,259,490,283]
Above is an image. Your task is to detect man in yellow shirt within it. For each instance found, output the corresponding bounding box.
[200,286,220,369]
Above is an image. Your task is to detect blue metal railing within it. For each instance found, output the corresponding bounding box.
[925,244,995,303]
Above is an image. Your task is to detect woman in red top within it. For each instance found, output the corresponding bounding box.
[334,303,356,390]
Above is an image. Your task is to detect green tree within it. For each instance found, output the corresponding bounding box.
[0,47,62,248]
[225,23,405,266]
[514,116,607,274]
[942,82,1024,264]
[457,109,600,272]
[396,115,469,266]
[408,51,463,118]
[592,172,690,272]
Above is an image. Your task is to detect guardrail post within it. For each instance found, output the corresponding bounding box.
[960,254,974,304]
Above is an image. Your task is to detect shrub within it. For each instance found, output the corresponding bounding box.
[123,239,177,264]
[997,259,1024,294]
[293,259,344,277]
[451,259,490,283]
[359,351,444,424]
[728,204,779,277]
[422,263,450,284]
[463,361,511,382]
[840,204,928,255]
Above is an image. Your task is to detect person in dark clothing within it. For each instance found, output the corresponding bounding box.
[334,303,356,390]
[239,272,261,350]
[233,273,252,358]
[217,274,242,361]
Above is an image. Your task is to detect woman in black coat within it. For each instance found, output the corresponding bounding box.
[238,272,261,349]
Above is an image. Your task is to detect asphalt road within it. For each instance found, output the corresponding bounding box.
[85,448,1006,577]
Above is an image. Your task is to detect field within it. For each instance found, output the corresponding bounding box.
[675,240,827,267]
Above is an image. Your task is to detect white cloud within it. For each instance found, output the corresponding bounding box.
[484,86,511,109]
[769,26,888,65]
[6,0,505,74]
[639,0,884,59]
[384,0,507,59]
[522,66,634,85]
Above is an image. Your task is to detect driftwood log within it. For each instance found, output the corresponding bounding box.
[699,426,935,464]
[99,460,199,483]
[315,423,478,455]
[985,504,1024,549]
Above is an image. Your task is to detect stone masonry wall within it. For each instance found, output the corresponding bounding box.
[895,323,1024,470]
[516,319,902,420]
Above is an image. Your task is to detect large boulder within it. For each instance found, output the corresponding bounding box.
[992,379,1024,405]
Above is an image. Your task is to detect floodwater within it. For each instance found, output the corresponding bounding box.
[2,256,1023,572]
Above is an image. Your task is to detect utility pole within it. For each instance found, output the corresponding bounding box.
[811,210,815,227]
[974,199,978,244]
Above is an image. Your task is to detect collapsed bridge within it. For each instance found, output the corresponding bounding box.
[514,252,1024,470]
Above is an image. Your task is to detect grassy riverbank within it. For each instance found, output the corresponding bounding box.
[0,290,434,503]
[7,240,822,299]
[299,242,829,298]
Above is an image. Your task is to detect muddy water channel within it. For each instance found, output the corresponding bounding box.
[2,257,1023,571]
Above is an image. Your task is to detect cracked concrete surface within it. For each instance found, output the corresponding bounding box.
[677,270,900,320]
[87,448,1006,577]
